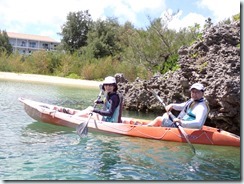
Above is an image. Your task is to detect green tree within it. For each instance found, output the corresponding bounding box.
[188,23,202,40]
[232,13,240,21]
[0,30,13,55]
[122,17,178,73]
[121,14,200,75]
[59,10,92,53]
[81,18,122,59]
[204,17,213,29]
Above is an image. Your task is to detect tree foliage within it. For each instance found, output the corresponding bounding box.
[59,10,92,54]
[121,16,198,74]
[57,9,202,76]
[232,13,240,21]
[0,30,13,56]
[81,18,122,59]
[2,10,238,81]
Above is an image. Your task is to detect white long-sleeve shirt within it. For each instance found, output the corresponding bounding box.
[171,99,209,129]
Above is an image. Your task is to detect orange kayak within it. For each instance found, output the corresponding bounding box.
[18,98,240,147]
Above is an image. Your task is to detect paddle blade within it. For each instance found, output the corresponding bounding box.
[76,104,96,137]
[76,121,88,137]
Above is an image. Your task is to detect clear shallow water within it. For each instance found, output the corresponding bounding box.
[0,79,241,181]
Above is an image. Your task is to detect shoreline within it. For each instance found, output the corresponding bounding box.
[0,72,101,88]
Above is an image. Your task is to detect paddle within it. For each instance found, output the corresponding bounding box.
[151,90,196,154]
[76,84,103,137]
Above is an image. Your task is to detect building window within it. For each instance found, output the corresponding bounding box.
[21,41,26,47]
[29,42,36,48]
[42,43,49,49]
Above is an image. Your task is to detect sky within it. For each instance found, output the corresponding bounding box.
[0,0,240,42]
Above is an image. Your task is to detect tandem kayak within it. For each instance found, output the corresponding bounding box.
[18,98,240,147]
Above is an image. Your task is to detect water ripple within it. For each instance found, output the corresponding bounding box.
[0,80,240,180]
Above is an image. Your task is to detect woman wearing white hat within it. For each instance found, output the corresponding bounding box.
[147,83,210,128]
[92,76,123,123]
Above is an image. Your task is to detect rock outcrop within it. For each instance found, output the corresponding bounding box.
[116,21,240,135]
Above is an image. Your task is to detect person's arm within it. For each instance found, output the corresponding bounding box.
[164,102,187,120]
[171,102,187,111]
[93,95,119,116]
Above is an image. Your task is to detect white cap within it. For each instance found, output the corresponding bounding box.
[190,83,205,91]
[103,76,116,84]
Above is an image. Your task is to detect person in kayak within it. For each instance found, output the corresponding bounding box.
[53,76,123,123]
[147,83,210,129]
[91,76,123,123]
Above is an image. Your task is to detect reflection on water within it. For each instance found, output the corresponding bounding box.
[25,121,75,134]
[0,79,241,180]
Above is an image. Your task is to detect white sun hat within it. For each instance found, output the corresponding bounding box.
[103,76,116,84]
[190,83,205,91]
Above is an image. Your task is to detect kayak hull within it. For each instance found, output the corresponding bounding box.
[19,98,240,147]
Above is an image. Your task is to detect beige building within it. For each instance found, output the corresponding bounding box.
[7,32,60,54]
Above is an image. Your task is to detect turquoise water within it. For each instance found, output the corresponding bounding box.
[0,79,241,181]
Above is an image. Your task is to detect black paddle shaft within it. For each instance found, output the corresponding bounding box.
[76,85,104,137]
[151,90,196,154]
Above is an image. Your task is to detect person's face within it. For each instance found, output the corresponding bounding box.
[104,84,114,93]
[190,88,203,100]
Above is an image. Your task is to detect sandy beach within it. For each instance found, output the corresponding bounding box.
[0,72,101,88]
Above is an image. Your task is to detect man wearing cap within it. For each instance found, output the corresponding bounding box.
[147,83,210,129]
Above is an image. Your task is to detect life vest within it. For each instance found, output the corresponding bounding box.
[178,98,210,122]
[102,93,123,123]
